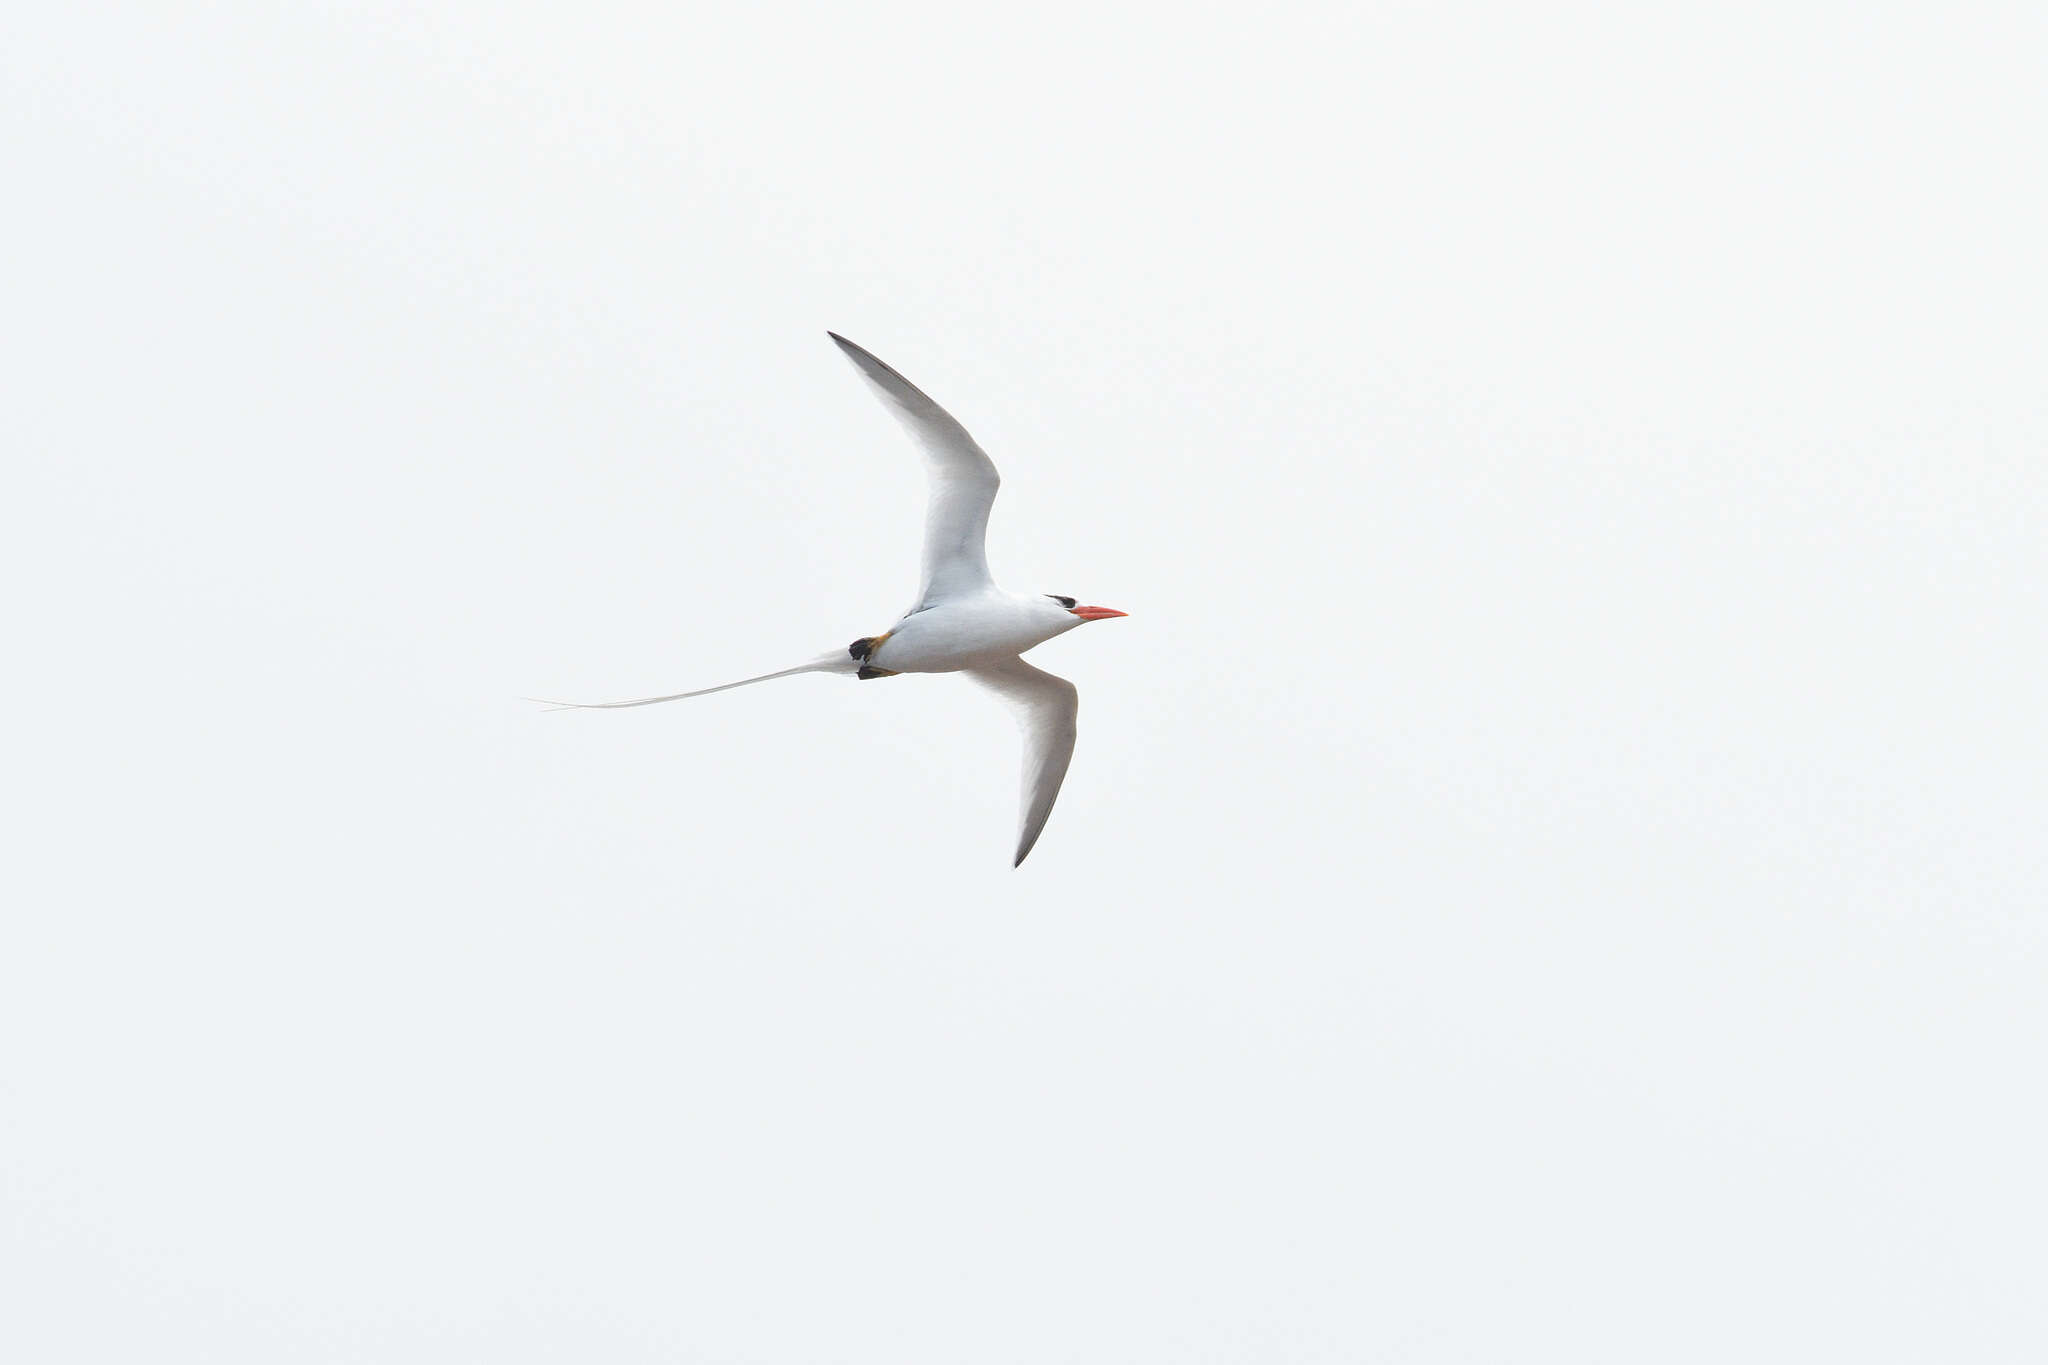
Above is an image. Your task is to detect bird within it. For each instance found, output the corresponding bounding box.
[538,333,1127,866]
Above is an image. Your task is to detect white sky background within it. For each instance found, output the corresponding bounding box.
[5,2,2045,1359]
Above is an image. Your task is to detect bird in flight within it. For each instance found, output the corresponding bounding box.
[540,333,1127,866]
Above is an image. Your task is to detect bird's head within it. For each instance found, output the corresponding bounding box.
[1040,593,1128,625]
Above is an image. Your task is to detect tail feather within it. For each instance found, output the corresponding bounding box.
[527,651,856,711]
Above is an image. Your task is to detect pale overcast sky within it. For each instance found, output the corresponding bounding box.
[6,3,2045,1361]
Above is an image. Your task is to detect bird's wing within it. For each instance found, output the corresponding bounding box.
[828,333,1000,610]
[964,656,1080,867]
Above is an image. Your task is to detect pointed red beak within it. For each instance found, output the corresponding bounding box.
[1069,605,1128,621]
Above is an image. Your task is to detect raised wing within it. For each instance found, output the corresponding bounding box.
[828,333,1000,609]
[965,657,1080,867]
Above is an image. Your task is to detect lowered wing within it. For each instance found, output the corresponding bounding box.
[965,656,1080,867]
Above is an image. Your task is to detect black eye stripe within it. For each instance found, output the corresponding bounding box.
[1046,595,1077,609]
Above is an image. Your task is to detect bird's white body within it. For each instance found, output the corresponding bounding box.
[540,333,1125,866]
[868,592,1086,674]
